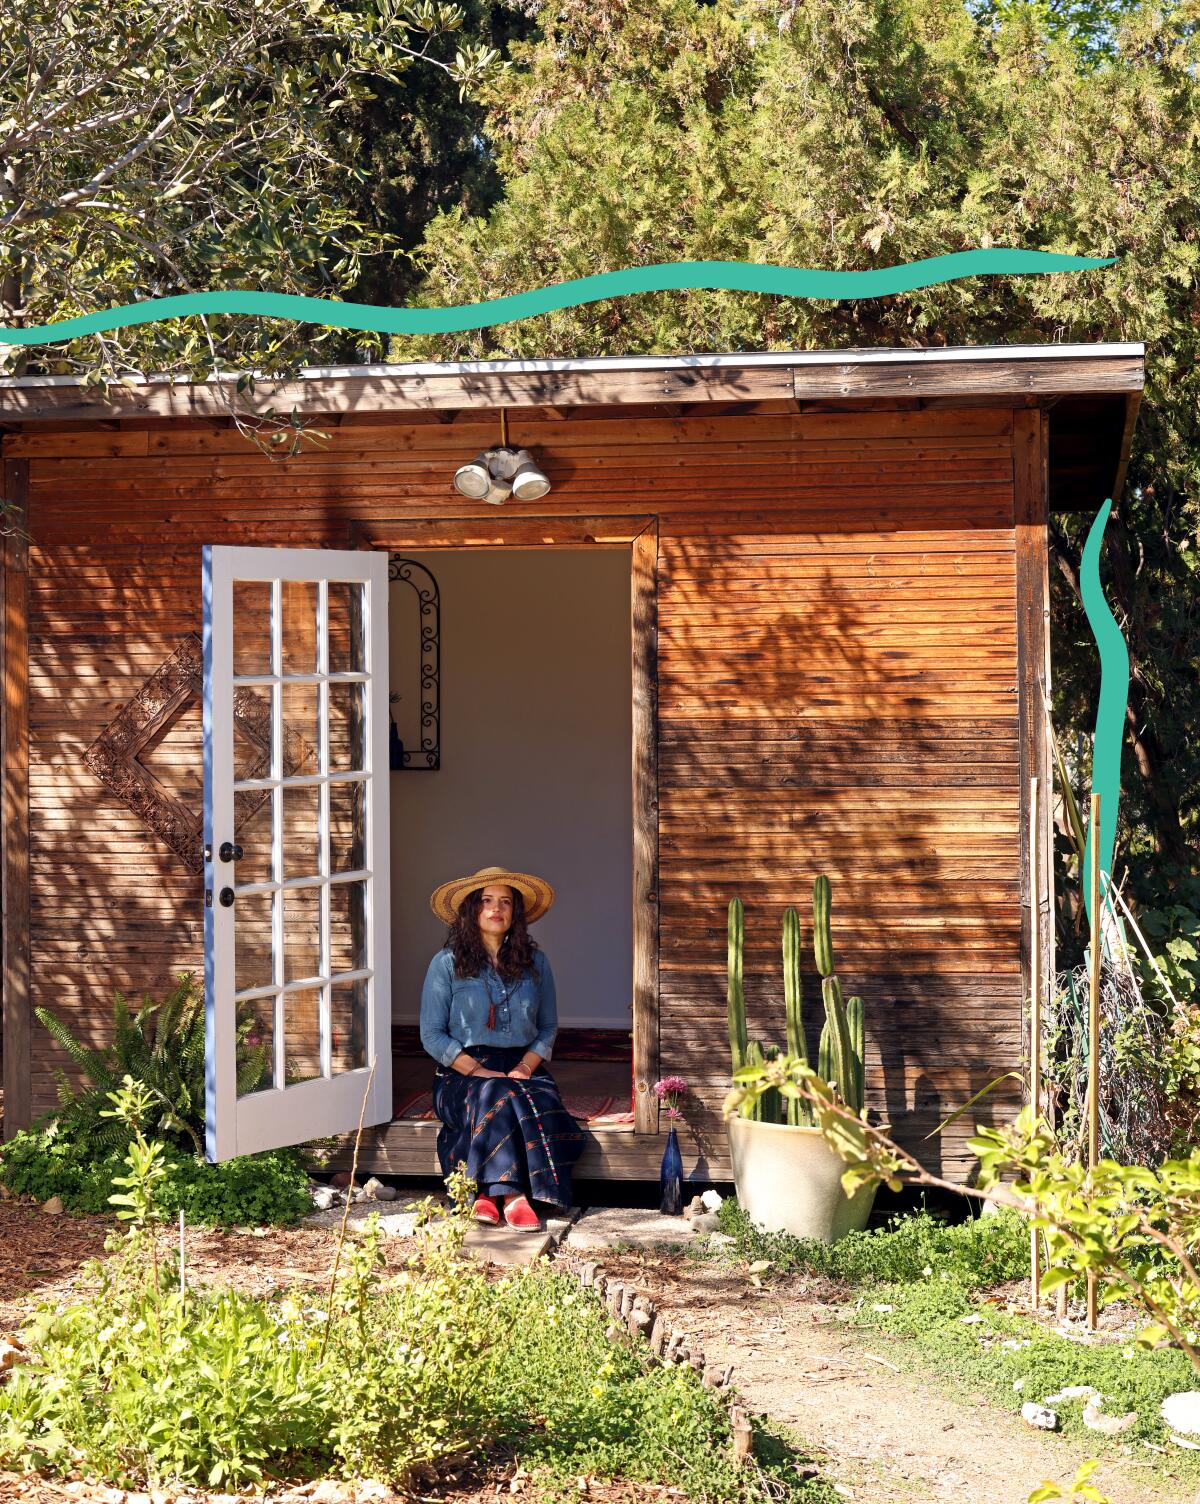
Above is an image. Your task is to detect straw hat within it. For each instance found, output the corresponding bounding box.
[429,865,555,926]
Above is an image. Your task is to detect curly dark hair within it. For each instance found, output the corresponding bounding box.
[447,887,539,981]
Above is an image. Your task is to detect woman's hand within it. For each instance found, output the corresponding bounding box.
[507,1065,533,1080]
[471,1067,507,1079]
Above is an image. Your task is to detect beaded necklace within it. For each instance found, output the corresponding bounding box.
[483,962,520,1031]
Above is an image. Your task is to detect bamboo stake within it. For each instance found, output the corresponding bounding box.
[1030,775,1042,1311]
[1086,793,1101,1330]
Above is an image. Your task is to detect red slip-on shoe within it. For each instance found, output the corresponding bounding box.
[473,1195,501,1226]
[503,1194,541,1231]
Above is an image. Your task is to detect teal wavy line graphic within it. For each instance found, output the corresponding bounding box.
[1080,498,1130,924]
[0,250,1111,343]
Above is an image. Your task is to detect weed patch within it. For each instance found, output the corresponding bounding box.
[715,1201,1030,1288]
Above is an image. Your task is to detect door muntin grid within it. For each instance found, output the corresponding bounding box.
[231,577,372,1097]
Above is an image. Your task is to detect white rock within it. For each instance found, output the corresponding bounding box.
[1013,1379,1025,1392]
[1044,1385,1098,1405]
[311,1187,337,1211]
[42,1195,63,1215]
[1021,1402,1059,1431]
[707,1231,736,1248]
[1161,1392,1200,1436]
[872,1303,894,1313]
[361,1177,389,1200]
[960,1314,983,1325]
[700,1189,723,1212]
[691,1211,720,1233]
[1082,1396,1137,1435]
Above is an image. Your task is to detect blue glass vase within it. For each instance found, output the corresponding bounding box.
[659,1125,684,1215]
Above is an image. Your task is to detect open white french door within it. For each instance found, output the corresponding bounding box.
[203,546,392,1161]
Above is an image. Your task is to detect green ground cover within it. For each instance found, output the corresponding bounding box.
[854,1275,1197,1462]
[715,1200,1031,1288]
[1,1174,833,1501]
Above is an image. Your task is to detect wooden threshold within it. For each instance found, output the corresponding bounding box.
[334,1119,732,1183]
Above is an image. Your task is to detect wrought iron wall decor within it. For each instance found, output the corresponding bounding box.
[388,556,440,770]
[83,633,317,873]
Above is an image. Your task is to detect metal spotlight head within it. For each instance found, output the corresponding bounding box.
[452,452,492,499]
[511,449,551,501]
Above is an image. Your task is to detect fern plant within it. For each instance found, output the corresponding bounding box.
[36,974,268,1156]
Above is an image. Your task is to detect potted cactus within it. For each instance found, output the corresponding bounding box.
[725,877,879,1243]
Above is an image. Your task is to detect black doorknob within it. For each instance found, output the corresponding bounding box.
[218,842,244,863]
[218,888,236,908]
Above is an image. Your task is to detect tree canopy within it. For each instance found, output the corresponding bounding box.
[0,0,507,379]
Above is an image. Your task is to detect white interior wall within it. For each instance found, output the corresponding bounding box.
[388,548,633,1032]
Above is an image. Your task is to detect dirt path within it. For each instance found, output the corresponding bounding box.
[590,1251,1195,1504]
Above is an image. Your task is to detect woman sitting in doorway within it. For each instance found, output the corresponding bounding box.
[419,865,585,1230]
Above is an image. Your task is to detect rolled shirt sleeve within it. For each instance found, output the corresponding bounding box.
[419,950,463,1068]
[528,950,559,1061]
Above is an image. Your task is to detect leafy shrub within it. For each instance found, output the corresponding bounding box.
[715,1201,1030,1289]
[36,973,266,1155]
[0,1115,311,1226]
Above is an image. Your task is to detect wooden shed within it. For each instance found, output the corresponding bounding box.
[0,343,1143,1182]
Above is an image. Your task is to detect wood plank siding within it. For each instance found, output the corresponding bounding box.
[10,401,1028,1179]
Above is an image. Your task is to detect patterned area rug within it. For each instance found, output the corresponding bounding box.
[393,1087,619,1123]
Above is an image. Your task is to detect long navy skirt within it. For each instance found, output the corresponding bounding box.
[431,1045,586,1208]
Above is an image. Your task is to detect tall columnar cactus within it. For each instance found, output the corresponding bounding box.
[846,994,866,1115]
[726,879,867,1124]
[782,906,811,1126]
[727,897,747,1075]
[813,875,835,978]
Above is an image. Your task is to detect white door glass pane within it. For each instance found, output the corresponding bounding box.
[239,999,276,1093]
[331,980,368,1072]
[284,989,323,1084]
[282,785,322,881]
[205,545,391,1161]
[281,683,319,770]
[328,682,365,772]
[235,891,275,994]
[327,582,365,674]
[232,582,272,677]
[284,885,322,982]
[232,792,274,887]
[329,781,365,873]
[329,881,368,974]
[281,580,318,676]
[233,688,274,778]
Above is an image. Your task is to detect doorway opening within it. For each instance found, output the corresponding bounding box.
[387,546,637,1129]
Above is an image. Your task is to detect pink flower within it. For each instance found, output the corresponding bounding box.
[653,1075,688,1123]
[654,1075,688,1098]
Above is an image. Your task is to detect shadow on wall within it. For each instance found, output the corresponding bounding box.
[659,533,1022,1178]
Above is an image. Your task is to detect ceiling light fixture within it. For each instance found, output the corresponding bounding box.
[452,408,551,504]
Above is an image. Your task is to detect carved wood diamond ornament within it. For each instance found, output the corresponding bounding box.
[84,633,316,873]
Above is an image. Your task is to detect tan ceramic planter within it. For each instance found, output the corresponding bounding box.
[727,1114,877,1243]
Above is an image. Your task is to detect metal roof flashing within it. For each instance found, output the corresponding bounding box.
[0,340,1147,391]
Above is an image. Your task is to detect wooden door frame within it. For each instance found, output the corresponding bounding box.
[362,514,662,1136]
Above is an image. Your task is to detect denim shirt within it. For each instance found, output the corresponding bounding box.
[418,946,558,1068]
